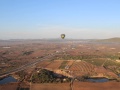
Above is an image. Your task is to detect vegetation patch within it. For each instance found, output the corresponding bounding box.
[104,60,120,67]
[32,69,71,83]
[83,58,106,66]
[59,61,68,69]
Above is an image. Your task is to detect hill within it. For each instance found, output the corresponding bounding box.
[97,37,120,43]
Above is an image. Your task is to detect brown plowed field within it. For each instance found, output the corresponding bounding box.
[31,83,70,90]
[66,60,74,66]
[1,81,120,90]
[69,61,96,76]
[0,83,18,90]
[36,61,52,68]
[36,60,74,70]
[73,81,120,90]
[46,60,63,69]
[31,81,120,90]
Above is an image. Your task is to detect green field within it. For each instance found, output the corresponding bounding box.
[59,61,68,69]
[83,58,106,66]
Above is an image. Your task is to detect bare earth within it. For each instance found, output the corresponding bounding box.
[74,81,120,90]
[31,81,120,90]
[0,83,18,90]
[31,83,70,90]
[1,81,120,90]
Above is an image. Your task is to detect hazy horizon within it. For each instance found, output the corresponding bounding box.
[0,0,120,40]
[0,36,120,40]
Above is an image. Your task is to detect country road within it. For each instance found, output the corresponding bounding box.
[0,45,71,78]
[0,52,58,78]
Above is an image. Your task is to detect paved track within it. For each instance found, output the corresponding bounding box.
[0,52,57,78]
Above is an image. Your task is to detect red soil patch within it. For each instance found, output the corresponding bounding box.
[31,83,70,90]
[46,60,63,69]
[73,81,120,90]
[36,61,51,68]
[66,60,74,66]
[0,83,18,90]
[29,81,120,90]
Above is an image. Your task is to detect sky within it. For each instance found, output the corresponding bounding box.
[0,0,120,39]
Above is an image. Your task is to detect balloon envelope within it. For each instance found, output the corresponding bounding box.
[61,34,65,39]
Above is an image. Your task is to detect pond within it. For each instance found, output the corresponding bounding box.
[86,78,109,82]
[0,76,17,84]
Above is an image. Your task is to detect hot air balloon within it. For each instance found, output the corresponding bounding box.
[61,34,65,39]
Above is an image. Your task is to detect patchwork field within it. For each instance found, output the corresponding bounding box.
[1,39,120,90]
